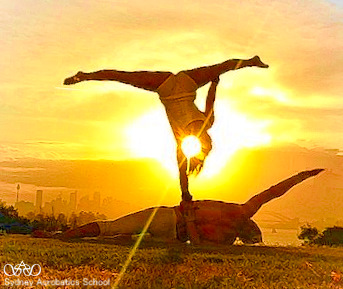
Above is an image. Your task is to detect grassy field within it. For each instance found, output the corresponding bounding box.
[1,235,343,288]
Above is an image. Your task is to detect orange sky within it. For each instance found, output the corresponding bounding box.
[1,0,342,168]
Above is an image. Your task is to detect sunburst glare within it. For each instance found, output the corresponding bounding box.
[181,135,202,159]
[125,99,272,179]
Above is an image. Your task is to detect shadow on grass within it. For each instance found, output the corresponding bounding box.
[60,235,317,260]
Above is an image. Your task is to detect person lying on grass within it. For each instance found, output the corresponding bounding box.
[34,169,323,245]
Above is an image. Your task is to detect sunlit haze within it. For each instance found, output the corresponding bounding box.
[1,0,342,211]
[125,100,271,177]
[1,0,342,161]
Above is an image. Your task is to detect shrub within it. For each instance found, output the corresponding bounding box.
[314,226,343,246]
[298,225,343,246]
[0,200,32,234]
[298,224,319,244]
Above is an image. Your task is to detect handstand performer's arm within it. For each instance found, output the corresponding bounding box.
[177,147,192,201]
[204,77,219,118]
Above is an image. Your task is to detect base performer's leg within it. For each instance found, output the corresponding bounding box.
[243,169,324,218]
[60,222,100,239]
[60,207,177,240]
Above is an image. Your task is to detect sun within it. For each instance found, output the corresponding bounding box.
[125,100,272,177]
[181,135,202,159]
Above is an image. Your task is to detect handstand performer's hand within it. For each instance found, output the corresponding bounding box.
[251,55,269,68]
[63,71,85,85]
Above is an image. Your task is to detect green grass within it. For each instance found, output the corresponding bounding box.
[1,235,343,288]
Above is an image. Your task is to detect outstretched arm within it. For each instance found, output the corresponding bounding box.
[243,169,324,218]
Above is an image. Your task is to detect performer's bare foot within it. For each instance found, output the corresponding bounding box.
[31,230,53,238]
[64,71,85,85]
[31,230,64,239]
[251,56,269,68]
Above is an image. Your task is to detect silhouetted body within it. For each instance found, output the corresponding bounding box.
[64,56,269,201]
[58,169,323,244]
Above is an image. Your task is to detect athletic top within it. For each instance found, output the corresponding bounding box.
[156,72,209,141]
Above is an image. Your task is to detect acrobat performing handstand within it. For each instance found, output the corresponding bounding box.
[53,169,323,244]
[64,56,269,201]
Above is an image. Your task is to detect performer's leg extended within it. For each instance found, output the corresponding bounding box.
[182,56,269,88]
[60,208,177,240]
[64,70,172,92]
[60,222,100,239]
[243,169,324,218]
